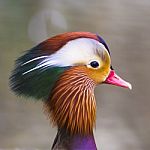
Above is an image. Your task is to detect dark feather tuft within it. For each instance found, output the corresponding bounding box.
[9,46,68,101]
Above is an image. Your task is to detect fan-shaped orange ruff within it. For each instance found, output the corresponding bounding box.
[45,66,96,135]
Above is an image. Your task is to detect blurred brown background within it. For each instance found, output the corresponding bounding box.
[0,0,150,149]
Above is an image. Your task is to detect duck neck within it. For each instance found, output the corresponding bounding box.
[52,128,97,150]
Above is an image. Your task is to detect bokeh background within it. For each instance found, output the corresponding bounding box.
[0,0,150,149]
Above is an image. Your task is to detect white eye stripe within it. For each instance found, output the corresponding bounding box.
[21,56,49,66]
[22,38,107,75]
[22,65,43,75]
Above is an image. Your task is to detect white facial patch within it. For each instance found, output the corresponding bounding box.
[22,38,108,75]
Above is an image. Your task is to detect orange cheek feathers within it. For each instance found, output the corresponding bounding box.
[80,51,111,84]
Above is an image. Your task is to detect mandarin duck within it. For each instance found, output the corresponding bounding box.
[10,32,131,150]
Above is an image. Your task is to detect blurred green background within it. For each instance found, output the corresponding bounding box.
[0,0,150,149]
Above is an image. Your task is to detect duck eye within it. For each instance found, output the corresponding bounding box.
[90,61,99,68]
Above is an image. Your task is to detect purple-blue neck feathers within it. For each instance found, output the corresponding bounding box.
[52,128,97,150]
[70,134,97,150]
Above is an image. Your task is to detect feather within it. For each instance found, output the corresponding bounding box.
[10,32,110,101]
[45,66,96,135]
[9,46,68,100]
